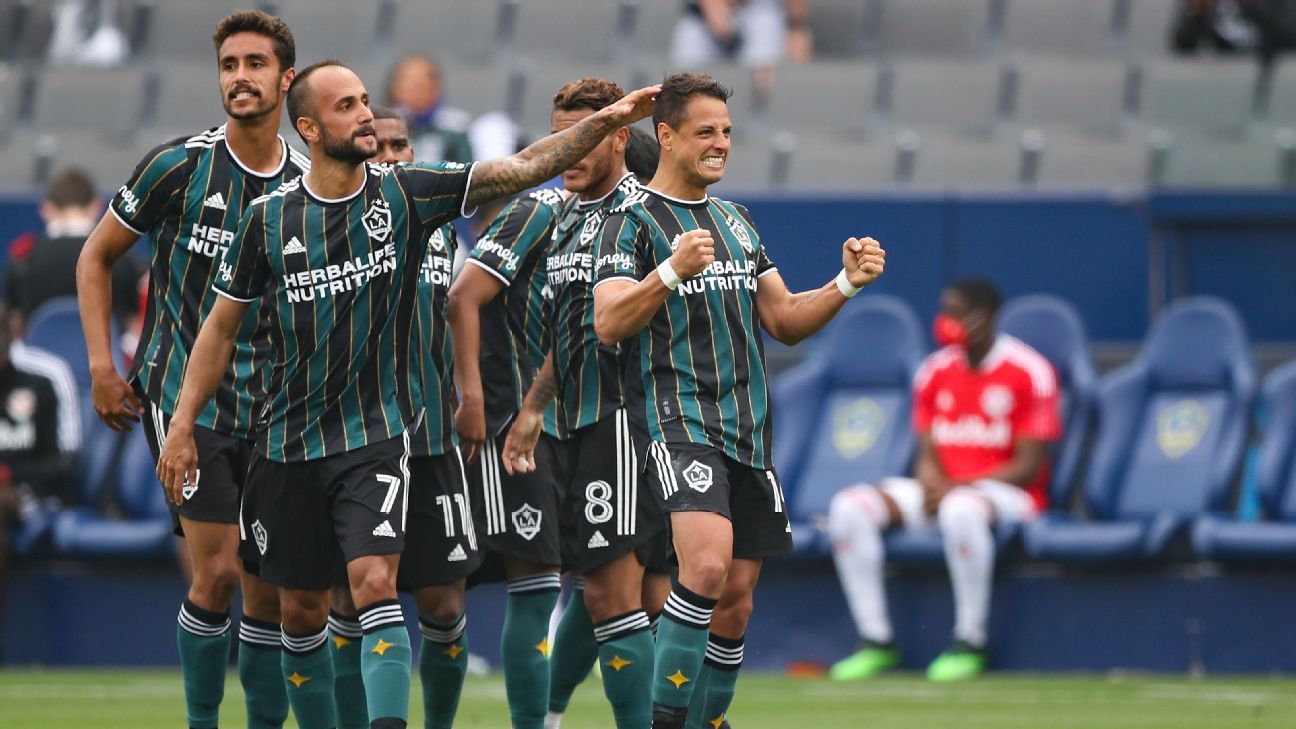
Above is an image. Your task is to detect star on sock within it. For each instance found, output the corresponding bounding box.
[535,637,550,657]
[331,635,350,650]
[371,638,395,656]
[710,714,726,729]
[606,655,633,672]
[443,643,464,659]
[666,670,690,689]
[287,672,310,688]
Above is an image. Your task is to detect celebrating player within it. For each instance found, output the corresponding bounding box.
[592,72,886,729]
[827,279,1060,682]
[76,11,307,729]
[156,60,657,729]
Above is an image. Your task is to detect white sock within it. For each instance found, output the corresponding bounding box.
[545,710,564,729]
[938,487,994,648]
[828,486,893,644]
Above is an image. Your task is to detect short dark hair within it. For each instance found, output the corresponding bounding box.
[286,59,348,140]
[552,77,625,114]
[212,10,295,71]
[46,167,96,209]
[949,278,1003,316]
[625,126,659,182]
[652,72,731,131]
[370,105,405,123]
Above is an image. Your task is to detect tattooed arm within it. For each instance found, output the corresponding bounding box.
[757,237,887,345]
[465,86,659,208]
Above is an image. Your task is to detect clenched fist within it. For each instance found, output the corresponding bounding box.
[843,236,886,288]
[668,229,717,280]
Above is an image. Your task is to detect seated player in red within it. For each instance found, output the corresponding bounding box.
[827,278,1061,682]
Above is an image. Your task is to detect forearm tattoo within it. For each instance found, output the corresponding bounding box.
[467,112,618,207]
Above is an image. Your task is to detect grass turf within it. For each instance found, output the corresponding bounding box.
[0,670,1293,728]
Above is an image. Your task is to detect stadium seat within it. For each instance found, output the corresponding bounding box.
[390,0,503,63]
[773,295,926,556]
[871,0,995,57]
[880,59,1007,137]
[806,0,872,58]
[782,138,896,189]
[1009,57,1130,137]
[999,295,1096,510]
[273,0,383,65]
[1193,359,1296,562]
[1124,0,1180,58]
[511,0,623,61]
[1000,0,1120,56]
[909,137,1024,189]
[1033,135,1149,189]
[764,61,877,138]
[138,0,244,61]
[1157,135,1283,188]
[26,297,98,392]
[1024,297,1255,562]
[29,66,147,138]
[1138,58,1260,139]
[52,428,173,560]
[1262,58,1296,127]
[140,61,226,138]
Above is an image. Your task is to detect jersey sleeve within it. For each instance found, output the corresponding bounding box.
[466,196,557,287]
[1013,365,1062,442]
[213,203,269,302]
[398,161,474,229]
[594,210,645,287]
[109,142,189,235]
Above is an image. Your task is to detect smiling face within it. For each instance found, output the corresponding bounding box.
[551,107,625,197]
[297,66,376,165]
[217,31,292,121]
[660,95,731,190]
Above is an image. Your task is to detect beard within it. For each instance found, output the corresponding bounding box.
[321,125,376,165]
[222,87,276,121]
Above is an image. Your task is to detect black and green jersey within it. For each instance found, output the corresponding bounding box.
[215,161,472,462]
[466,188,564,438]
[545,172,644,434]
[409,223,458,457]
[594,189,777,469]
[109,125,309,438]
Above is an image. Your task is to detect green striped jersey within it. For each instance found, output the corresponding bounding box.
[466,188,564,438]
[595,189,777,469]
[214,161,471,462]
[545,172,645,434]
[109,125,309,438]
[409,223,458,457]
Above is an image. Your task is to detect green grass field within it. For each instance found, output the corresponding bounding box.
[1,670,1293,728]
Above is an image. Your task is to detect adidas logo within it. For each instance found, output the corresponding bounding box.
[204,192,227,210]
[447,544,467,562]
[372,520,396,538]
[587,530,609,549]
[283,236,306,255]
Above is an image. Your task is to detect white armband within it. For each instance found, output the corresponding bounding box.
[835,268,862,298]
[657,259,683,290]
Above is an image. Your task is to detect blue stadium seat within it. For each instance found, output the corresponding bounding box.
[1192,360,1296,562]
[1024,297,1255,562]
[885,295,1099,564]
[774,295,926,556]
[51,428,173,560]
[25,297,93,392]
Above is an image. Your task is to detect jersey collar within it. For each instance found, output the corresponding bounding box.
[644,186,709,209]
[221,124,290,180]
[301,168,368,205]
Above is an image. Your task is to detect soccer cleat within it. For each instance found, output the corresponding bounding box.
[926,640,986,682]
[828,642,899,681]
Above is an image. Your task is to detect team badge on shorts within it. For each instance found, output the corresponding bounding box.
[181,468,201,502]
[683,461,714,493]
[512,503,542,541]
[251,519,268,555]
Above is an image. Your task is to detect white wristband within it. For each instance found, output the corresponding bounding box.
[835,268,862,298]
[657,259,683,290]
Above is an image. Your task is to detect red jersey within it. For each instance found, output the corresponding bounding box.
[913,335,1061,509]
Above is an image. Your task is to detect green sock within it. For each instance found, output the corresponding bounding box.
[328,612,369,729]
[238,617,289,729]
[549,585,598,714]
[595,611,656,729]
[177,599,231,729]
[685,635,744,729]
[281,628,337,729]
[502,574,562,729]
[418,612,469,729]
[358,600,412,726]
[652,586,716,710]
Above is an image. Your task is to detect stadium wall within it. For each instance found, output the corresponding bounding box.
[6,563,1296,673]
[3,190,1292,342]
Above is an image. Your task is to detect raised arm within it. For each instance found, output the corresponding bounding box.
[465,86,658,208]
[757,236,886,345]
[156,295,249,502]
[76,212,145,431]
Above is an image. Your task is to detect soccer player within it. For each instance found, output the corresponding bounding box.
[156,60,658,729]
[592,72,886,729]
[827,279,1060,682]
[495,78,669,729]
[76,11,306,729]
[325,105,482,729]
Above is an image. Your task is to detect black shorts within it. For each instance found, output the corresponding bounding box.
[397,448,483,591]
[238,433,411,590]
[557,409,666,574]
[142,400,249,536]
[466,430,565,570]
[644,441,793,560]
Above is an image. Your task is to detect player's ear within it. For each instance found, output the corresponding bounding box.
[613,126,629,154]
[296,114,318,144]
[280,67,296,95]
[656,122,671,151]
